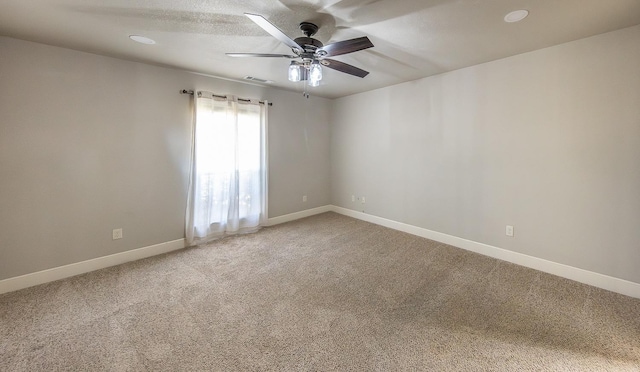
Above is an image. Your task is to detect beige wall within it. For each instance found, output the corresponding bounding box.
[331,25,640,284]
[3,24,640,285]
[0,37,331,280]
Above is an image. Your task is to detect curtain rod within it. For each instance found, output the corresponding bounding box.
[180,89,273,106]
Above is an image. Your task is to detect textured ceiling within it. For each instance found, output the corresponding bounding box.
[1,0,640,98]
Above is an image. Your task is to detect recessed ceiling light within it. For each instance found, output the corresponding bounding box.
[504,10,529,23]
[129,35,156,45]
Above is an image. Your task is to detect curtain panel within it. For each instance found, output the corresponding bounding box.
[185,91,267,245]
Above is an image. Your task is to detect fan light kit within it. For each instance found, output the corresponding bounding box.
[227,14,374,89]
[289,59,322,85]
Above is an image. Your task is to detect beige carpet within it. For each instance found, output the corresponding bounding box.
[1,212,639,371]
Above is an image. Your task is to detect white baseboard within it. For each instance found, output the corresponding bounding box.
[331,206,640,299]
[3,206,639,300]
[266,205,333,226]
[0,239,186,295]
[2,204,333,294]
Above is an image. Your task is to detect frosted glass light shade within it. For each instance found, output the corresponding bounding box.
[309,61,322,84]
[288,62,301,82]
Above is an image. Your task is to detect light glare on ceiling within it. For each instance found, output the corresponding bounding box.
[129,35,156,45]
[504,10,529,23]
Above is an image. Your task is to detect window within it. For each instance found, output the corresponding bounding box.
[186,93,267,244]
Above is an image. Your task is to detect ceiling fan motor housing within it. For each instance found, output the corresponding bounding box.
[294,37,323,53]
[294,22,324,59]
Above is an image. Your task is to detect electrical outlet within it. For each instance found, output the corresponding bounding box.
[506,225,514,237]
[361,196,366,204]
[351,195,355,202]
[302,195,307,202]
[112,228,123,240]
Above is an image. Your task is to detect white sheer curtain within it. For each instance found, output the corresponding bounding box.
[185,92,267,245]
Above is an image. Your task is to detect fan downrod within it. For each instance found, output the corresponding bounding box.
[299,22,319,37]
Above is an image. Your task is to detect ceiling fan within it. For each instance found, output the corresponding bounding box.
[227,13,374,87]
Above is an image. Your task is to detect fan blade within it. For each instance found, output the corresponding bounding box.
[322,59,369,78]
[244,13,302,52]
[318,36,374,57]
[226,53,297,58]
